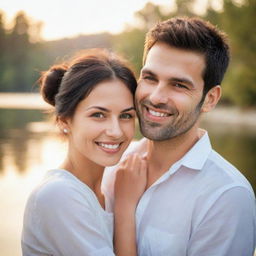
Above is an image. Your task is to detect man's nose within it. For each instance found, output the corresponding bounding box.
[148,83,169,105]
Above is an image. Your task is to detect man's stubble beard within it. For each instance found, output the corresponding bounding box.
[135,97,205,142]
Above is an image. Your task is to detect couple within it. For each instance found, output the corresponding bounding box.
[22,17,256,256]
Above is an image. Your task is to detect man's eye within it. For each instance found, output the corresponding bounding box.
[174,83,188,89]
[143,76,155,81]
[120,113,133,119]
[91,112,105,118]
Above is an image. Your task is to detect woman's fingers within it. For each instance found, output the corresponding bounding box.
[120,154,141,172]
[130,154,142,173]
[139,159,147,176]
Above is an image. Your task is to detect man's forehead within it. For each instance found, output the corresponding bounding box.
[144,43,205,72]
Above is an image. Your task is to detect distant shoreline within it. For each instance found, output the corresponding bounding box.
[201,106,256,127]
[1,92,256,127]
[0,93,50,110]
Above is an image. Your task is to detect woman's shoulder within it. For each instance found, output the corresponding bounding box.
[28,169,93,210]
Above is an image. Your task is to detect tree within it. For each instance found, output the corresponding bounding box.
[206,0,256,107]
[0,11,7,90]
[112,2,171,76]
[0,11,40,92]
[113,28,145,77]
[7,12,31,91]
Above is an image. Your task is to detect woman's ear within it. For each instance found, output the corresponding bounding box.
[57,116,70,134]
[201,85,222,113]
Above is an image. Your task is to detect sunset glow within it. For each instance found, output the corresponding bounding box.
[1,0,173,40]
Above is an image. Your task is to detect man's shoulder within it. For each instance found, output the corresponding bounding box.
[204,149,254,195]
[208,149,244,178]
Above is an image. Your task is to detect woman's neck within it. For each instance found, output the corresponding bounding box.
[60,148,105,194]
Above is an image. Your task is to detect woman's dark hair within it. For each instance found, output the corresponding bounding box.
[143,17,230,96]
[40,48,137,118]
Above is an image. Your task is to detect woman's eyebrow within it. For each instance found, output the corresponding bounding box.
[86,106,135,113]
[86,106,109,112]
[121,107,135,113]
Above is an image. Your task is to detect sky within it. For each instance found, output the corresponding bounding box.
[0,0,174,41]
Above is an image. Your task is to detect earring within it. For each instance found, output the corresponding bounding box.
[63,128,68,134]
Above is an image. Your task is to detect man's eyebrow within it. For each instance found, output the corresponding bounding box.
[141,69,194,87]
[141,69,157,77]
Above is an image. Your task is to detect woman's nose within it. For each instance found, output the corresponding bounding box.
[105,118,123,138]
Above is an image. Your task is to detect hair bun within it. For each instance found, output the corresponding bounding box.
[40,65,67,106]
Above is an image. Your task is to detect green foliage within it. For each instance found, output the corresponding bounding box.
[134,2,170,30]
[225,0,256,107]
[112,28,145,77]
[0,11,32,92]
[205,0,256,107]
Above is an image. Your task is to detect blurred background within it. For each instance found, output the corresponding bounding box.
[0,0,255,255]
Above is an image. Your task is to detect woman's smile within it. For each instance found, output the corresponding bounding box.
[95,141,123,154]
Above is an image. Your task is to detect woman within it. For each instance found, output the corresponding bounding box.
[22,49,147,256]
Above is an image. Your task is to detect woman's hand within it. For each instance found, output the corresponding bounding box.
[114,154,147,256]
[114,153,147,212]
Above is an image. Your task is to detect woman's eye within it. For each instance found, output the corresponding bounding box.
[120,113,133,119]
[91,112,105,118]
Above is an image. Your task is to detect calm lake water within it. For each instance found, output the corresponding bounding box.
[0,106,255,256]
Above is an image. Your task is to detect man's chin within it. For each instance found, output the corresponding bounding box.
[140,126,171,141]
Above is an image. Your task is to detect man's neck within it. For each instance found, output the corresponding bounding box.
[143,127,204,188]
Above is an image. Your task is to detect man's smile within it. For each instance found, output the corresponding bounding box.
[142,104,173,123]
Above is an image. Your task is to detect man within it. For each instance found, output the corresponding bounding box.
[103,17,256,255]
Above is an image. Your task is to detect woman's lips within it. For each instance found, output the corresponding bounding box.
[95,141,122,153]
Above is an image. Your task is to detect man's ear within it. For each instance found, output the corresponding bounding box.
[201,85,222,113]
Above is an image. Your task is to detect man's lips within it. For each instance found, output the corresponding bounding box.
[144,105,172,121]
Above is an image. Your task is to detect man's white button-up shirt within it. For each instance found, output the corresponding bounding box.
[102,132,256,256]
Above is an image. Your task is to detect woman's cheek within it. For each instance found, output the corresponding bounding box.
[124,120,136,141]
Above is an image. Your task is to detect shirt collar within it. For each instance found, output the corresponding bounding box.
[178,130,212,171]
[135,131,212,189]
